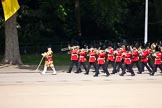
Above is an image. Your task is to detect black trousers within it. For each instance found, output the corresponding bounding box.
[148,59,153,69]
[132,61,140,72]
[67,60,78,73]
[106,61,115,73]
[113,62,123,73]
[95,64,110,76]
[86,62,97,74]
[151,64,162,75]
[121,64,135,75]
[76,62,87,73]
[139,62,152,73]
[106,61,114,69]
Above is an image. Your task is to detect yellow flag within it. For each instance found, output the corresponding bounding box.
[1,0,20,21]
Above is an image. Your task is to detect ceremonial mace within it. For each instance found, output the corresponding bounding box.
[35,56,44,72]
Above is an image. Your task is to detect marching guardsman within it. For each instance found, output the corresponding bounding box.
[121,44,127,57]
[138,46,152,74]
[150,46,162,76]
[94,50,110,77]
[84,48,97,75]
[67,46,79,73]
[41,46,56,75]
[112,48,123,74]
[131,46,140,72]
[105,45,115,73]
[147,45,153,69]
[121,44,127,63]
[119,47,135,76]
[75,48,87,73]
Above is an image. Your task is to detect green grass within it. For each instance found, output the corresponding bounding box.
[0,53,70,66]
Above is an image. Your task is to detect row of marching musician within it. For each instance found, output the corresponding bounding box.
[65,43,162,77]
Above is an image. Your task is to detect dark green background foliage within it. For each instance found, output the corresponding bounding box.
[0,0,162,54]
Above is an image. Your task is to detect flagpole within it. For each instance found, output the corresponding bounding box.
[144,0,148,44]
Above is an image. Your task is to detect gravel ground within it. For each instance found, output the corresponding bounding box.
[0,65,162,108]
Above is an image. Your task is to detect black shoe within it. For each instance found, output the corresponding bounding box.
[74,72,79,74]
[131,74,135,76]
[150,73,154,76]
[119,73,124,76]
[84,73,89,75]
[79,70,82,72]
[137,72,142,74]
[111,72,116,74]
[67,72,71,73]
[106,74,110,77]
[93,74,98,77]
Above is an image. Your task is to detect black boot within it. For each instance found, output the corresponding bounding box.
[84,72,89,75]
[150,72,154,76]
[137,72,142,74]
[93,74,98,77]
[67,71,71,73]
[106,73,110,77]
[131,73,135,76]
[119,72,125,76]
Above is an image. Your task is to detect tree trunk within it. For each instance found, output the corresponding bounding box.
[4,13,22,65]
[75,0,82,37]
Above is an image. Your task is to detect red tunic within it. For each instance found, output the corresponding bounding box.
[88,51,96,62]
[107,48,114,62]
[121,47,126,59]
[71,49,78,60]
[115,50,122,62]
[154,52,162,65]
[78,51,87,62]
[132,49,139,62]
[46,56,53,62]
[124,52,132,64]
[97,52,106,64]
[140,50,148,62]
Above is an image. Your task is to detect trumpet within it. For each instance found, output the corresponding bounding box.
[79,48,89,52]
[61,44,80,51]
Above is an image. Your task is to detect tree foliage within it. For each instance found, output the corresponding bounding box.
[0,0,162,54]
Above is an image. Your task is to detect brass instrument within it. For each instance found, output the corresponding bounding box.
[160,46,162,52]
[61,44,80,51]
[151,42,156,53]
[130,45,133,52]
[137,46,143,54]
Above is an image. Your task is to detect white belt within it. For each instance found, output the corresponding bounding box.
[116,56,121,57]
[98,58,105,59]
[155,58,161,60]
[72,54,77,56]
[80,56,84,58]
[108,55,113,56]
